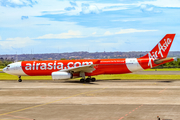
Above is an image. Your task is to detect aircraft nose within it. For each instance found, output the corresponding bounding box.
[3,67,6,72]
[3,66,9,73]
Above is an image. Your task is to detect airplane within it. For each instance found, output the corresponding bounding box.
[3,34,176,83]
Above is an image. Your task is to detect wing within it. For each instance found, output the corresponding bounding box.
[59,60,100,73]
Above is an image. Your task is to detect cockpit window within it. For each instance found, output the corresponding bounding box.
[7,66,10,67]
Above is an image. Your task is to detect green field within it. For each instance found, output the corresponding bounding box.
[145,68,180,71]
[0,68,180,80]
[0,73,52,80]
[94,74,180,80]
[0,72,180,80]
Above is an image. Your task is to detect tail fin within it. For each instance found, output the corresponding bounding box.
[141,34,176,59]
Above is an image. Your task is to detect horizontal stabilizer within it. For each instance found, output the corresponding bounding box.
[154,57,176,64]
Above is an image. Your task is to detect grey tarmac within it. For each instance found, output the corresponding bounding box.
[0,79,180,120]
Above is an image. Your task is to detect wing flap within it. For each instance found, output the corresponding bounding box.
[59,60,100,73]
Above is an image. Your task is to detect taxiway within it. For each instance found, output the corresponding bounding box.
[0,80,180,120]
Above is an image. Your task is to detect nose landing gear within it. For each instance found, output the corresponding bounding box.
[18,76,22,82]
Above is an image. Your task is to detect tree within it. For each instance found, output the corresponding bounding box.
[60,58,66,60]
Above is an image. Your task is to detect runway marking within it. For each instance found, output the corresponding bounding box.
[118,87,168,120]
[4,114,33,120]
[158,87,167,94]
[0,119,25,120]
[118,104,143,120]
[0,87,107,117]
[86,93,95,97]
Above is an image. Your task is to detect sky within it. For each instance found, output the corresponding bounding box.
[0,0,180,55]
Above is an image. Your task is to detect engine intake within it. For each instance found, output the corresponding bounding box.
[51,71,73,80]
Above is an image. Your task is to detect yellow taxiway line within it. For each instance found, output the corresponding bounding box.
[0,87,107,117]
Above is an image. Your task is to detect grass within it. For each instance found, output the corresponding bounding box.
[0,73,52,80]
[145,68,180,71]
[1,73,180,80]
[0,68,179,80]
[94,74,180,80]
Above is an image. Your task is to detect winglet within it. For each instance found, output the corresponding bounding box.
[141,34,176,59]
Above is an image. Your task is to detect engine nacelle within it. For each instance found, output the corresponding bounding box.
[51,71,73,80]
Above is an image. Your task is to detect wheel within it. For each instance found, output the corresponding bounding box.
[80,79,85,83]
[91,78,96,82]
[85,78,91,83]
[18,79,22,82]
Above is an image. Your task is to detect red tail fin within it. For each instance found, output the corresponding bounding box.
[141,34,176,59]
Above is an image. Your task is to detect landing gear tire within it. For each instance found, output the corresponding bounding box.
[18,76,22,82]
[18,79,22,82]
[85,78,91,83]
[91,78,96,82]
[80,79,85,83]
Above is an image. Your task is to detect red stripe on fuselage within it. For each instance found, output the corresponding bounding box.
[21,59,131,76]
[21,58,174,77]
[87,59,131,76]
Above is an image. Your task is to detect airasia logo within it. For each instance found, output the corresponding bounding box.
[148,38,172,67]
[158,38,172,58]
[25,61,93,71]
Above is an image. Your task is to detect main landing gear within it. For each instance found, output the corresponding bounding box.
[18,76,22,82]
[79,72,96,83]
[80,77,96,83]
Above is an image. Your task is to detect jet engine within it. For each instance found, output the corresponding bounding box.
[51,71,73,80]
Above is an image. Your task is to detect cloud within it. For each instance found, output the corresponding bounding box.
[139,0,180,7]
[21,16,29,20]
[140,4,154,12]
[103,29,158,36]
[64,1,78,12]
[81,3,101,14]
[37,30,84,39]
[104,31,113,36]
[64,2,101,15]
[64,7,75,11]
[37,29,158,40]
[41,1,131,16]
[115,29,157,34]
[0,0,37,7]
[92,32,96,35]
[70,1,77,7]
[103,29,158,37]
[140,4,161,13]
[0,37,37,49]
[64,1,77,11]
[102,5,129,12]
[0,36,2,40]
